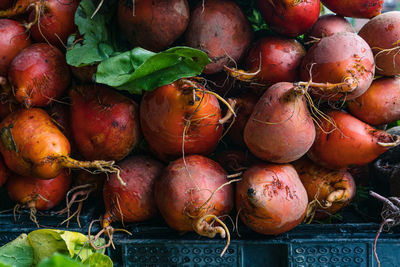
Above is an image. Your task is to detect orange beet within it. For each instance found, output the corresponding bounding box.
[140,80,223,162]
[348,77,400,125]
[236,163,308,235]
[244,82,316,163]
[293,157,356,220]
[0,108,120,181]
[308,110,398,170]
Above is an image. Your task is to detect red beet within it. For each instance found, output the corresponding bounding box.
[257,0,320,37]
[226,36,306,85]
[118,0,189,52]
[185,0,253,74]
[304,14,354,45]
[236,163,308,235]
[244,82,316,163]
[69,84,141,161]
[155,155,233,255]
[140,79,223,162]
[308,110,399,170]
[8,43,71,107]
[102,156,163,228]
[6,170,71,225]
[300,32,375,101]
[28,0,79,48]
[321,0,384,19]
[0,19,31,76]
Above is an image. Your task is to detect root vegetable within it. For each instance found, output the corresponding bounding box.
[244,82,316,163]
[300,32,375,101]
[140,79,227,162]
[0,19,31,76]
[28,0,79,48]
[185,0,252,74]
[321,0,384,19]
[225,36,306,85]
[8,43,70,107]
[236,163,308,235]
[257,0,320,37]
[69,84,141,161]
[348,77,400,126]
[308,110,399,170]
[0,0,79,48]
[118,0,189,52]
[293,157,356,221]
[102,155,163,228]
[359,11,400,76]
[0,108,122,183]
[7,170,71,226]
[304,15,354,45]
[154,155,234,256]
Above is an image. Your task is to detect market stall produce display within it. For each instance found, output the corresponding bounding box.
[0,0,399,266]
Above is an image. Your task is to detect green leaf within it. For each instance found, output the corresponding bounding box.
[27,229,106,265]
[83,253,113,267]
[66,0,120,67]
[0,234,33,267]
[28,229,70,265]
[59,231,105,262]
[38,253,85,267]
[96,46,211,94]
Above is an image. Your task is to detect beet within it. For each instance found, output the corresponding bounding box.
[308,110,399,170]
[226,36,306,85]
[7,170,71,226]
[257,0,320,37]
[102,155,164,228]
[348,77,400,126]
[118,0,189,52]
[8,43,71,107]
[236,163,308,235]
[300,32,375,101]
[185,0,252,74]
[0,108,122,183]
[359,11,400,76]
[70,84,141,161]
[155,155,234,255]
[0,19,31,76]
[244,82,316,163]
[28,0,79,48]
[321,0,384,19]
[140,79,223,162]
[293,157,356,220]
[304,14,354,45]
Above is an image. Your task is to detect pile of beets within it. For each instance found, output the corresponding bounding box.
[0,0,399,256]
